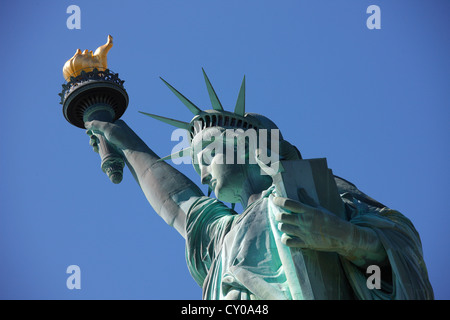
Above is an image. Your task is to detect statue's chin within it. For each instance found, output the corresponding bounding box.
[215,185,240,204]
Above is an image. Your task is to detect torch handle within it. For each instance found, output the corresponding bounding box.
[97,134,125,184]
[83,105,125,184]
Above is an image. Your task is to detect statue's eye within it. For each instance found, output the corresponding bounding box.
[198,150,210,166]
[200,148,218,166]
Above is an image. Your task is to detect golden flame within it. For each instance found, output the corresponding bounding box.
[63,35,113,82]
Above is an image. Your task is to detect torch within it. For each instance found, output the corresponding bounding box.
[59,35,128,184]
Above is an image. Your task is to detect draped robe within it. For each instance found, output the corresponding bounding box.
[185,176,434,300]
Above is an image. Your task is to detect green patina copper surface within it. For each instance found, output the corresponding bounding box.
[79,69,433,300]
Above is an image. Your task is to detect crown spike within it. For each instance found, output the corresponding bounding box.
[157,147,192,162]
[160,77,202,115]
[202,68,223,111]
[234,75,245,116]
[139,111,190,130]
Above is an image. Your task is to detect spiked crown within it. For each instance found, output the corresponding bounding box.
[140,69,283,162]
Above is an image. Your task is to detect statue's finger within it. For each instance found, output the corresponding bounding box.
[275,211,299,226]
[86,129,99,138]
[86,129,101,142]
[272,196,315,214]
[278,222,302,238]
[84,120,108,136]
[89,136,99,146]
[89,137,99,152]
[281,233,306,248]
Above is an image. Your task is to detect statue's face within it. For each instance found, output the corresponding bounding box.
[192,127,248,203]
[197,146,246,203]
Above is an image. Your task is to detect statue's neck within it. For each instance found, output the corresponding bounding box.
[239,165,273,207]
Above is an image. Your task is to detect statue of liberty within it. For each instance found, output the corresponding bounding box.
[84,69,432,299]
[68,36,433,300]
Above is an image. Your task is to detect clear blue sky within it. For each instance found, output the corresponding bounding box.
[0,0,449,299]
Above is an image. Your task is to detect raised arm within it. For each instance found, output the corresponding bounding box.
[85,119,204,238]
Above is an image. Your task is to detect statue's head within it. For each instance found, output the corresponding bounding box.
[141,70,301,203]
